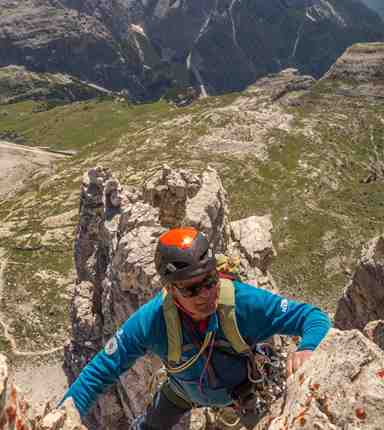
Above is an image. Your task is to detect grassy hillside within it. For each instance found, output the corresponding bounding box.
[0,71,383,363]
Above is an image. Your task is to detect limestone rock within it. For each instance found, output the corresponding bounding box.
[231,215,276,275]
[324,43,384,84]
[194,70,314,160]
[63,281,102,383]
[143,166,202,228]
[334,235,384,331]
[364,320,384,351]
[322,43,384,99]
[105,178,122,209]
[257,329,384,430]
[184,167,230,253]
[40,409,66,430]
[0,354,31,430]
[74,166,117,283]
[39,398,86,430]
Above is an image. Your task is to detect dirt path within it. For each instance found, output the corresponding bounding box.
[0,143,70,415]
[0,140,67,199]
[0,254,67,415]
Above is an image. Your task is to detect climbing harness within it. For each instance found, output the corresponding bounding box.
[232,343,286,417]
[161,274,287,425]
[162,277,250,373]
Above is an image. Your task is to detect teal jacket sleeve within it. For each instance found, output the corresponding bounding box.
[235,282,331,351]
[62,294,164,417]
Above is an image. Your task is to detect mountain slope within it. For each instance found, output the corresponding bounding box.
[0,43,383,364]
[0,0,383,98]
[360,0,384,19]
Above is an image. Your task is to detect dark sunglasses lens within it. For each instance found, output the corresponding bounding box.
[178,273,218,298]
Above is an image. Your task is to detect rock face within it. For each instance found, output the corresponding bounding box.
[195,68,315,160]
[0,65,110,105]
[64,165,277,429]
[320,42,384,99]
[323,42,384,83]
[257,328,384,430]
[364,320,384,351]
[361,0,384,19]
[334,235,384,331]
[0,0,149,99]
[1,0,384,98]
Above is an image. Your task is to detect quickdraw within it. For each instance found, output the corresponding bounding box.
[232,343,287,419]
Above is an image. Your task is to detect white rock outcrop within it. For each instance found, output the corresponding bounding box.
[257,329,384,430]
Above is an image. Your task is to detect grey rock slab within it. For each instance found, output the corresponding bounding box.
[258,329,384,430]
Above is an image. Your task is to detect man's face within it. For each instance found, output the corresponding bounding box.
[170,271,220,321]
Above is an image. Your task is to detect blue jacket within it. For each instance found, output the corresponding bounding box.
[63,281,331,416]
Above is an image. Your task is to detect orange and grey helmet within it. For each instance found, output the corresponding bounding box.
[155,227,215,282]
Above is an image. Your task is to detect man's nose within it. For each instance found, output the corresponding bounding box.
[198,286,211,298]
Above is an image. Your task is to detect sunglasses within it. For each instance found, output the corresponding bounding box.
[172,272,219,298]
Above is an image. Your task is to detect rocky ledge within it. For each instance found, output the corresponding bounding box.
[322,42,384,98]
[324,43,384,83]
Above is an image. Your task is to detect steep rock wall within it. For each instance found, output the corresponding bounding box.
[0,0,148,98]
[323,42,384,83]
[361,0,384,19]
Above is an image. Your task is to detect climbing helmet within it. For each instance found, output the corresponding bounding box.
[155,227,215,282]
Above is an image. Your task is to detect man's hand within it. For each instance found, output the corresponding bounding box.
[286,350,312,377]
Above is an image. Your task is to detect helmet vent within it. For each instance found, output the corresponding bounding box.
[166,263,177,273]
[166,262,190,272]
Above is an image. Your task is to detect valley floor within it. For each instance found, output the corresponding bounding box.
[10,360,68,416]
[0,140,66,199]
[0,142,71,415]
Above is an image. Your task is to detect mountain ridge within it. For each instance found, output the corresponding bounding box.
[361,0,384,19]
[1,0,384,99]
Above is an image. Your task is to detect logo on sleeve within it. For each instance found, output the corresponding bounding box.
[105,336,118,355]
[280,298,288,313]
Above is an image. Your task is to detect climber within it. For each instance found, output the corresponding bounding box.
[62,227,331,429]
